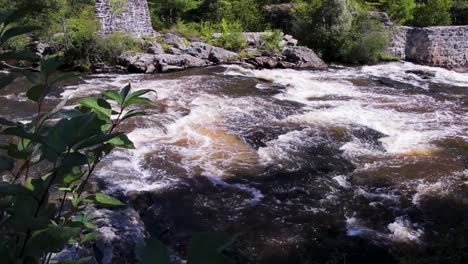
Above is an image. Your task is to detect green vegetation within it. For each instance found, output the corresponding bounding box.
[260,29,284,53]
[216,19,247,51]
[0,9,154,264]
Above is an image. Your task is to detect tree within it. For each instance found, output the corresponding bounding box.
[293,0,354,60]
[380,0,416,25]
[412,0,453,26]
[451,0,468,25]
[149,0,201,27]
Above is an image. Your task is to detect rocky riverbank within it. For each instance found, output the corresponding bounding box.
[114,33,326,74]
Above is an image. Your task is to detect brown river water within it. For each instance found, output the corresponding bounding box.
[1,62,467,263]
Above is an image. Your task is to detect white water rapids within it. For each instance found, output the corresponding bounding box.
[2,62,466,261]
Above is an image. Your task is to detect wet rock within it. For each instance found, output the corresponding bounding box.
[162,33,187,49]
[53,207,146,264]
[246,56,279,69]
[29,41,55,58]
[184,42,239,63]
[120,53,207,73]
[147,43,164,54]
[406,69,436,79]
[282,46,326,68]
[166,47,182,55]
[283,34,298,46]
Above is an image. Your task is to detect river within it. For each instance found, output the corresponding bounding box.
[1,62,467,263]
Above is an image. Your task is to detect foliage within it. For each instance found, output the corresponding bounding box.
[339,14,389,64]
[193,0,265,31]
[149,0,201,28]
[260,29,284,53]
[411,0,453,26]
[215,19,246,51]
[451,0,468,25]
[95,32,142,63]
[0,10,154,263]
[169,20,202,38]
[293,0,354,61]
[379,0,416,25]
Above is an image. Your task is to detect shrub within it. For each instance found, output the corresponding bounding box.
[95,32,142,64]
[380,0,417,25]
[411,0,453,26]
[260,29,284,53]
[292,0,353,61]
[169,20,201,38]
[216,19,246,51]
[339,14,389,64]
[199,21,217,44]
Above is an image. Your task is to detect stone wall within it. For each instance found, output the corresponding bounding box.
[387,26,468,70]
[95,0,155,36]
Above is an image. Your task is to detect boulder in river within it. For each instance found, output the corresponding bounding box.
[184,42,239,63]
[146,43,164,55]
[282,46,327,68]
[161,33,188,50]
[120,53,207,73]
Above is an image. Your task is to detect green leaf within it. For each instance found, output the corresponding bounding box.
[25,226,80,257]
[94,193,125,206]
[61,152,88,167]
[26,84,47,102]
[50,72,79,85]
[136,239,171,264]
[0,156,14,172]
[7,142,33,159]
[107,134,135,149]
[81,232,101,244]
[122,109,146,121]
[126,89,156,101]
[0,182,29,195]
[1,127,43,143]
[103,90,122,105]
[124,97,153,108]
[119,84,131,102]
[0,117,20,127]
[79,97,112,117]
[0,26,41,44]
[21,70,40,84]
[40,56,64,77]
[0,75,16,89]
[41,113,104,161]
[74,133,121,150]
[122,89,155,108]
[62,169,84,184]
[187,232,235,264]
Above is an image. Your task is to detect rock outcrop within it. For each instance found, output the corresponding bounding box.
[387,25,468,71]
[95,0,155,36]
[119,41,326,74]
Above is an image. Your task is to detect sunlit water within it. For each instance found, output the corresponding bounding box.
[1,62,467,263]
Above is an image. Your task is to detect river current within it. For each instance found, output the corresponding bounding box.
[1,62,467,263]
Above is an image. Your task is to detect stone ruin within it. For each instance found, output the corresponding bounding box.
[95,0,155,36]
